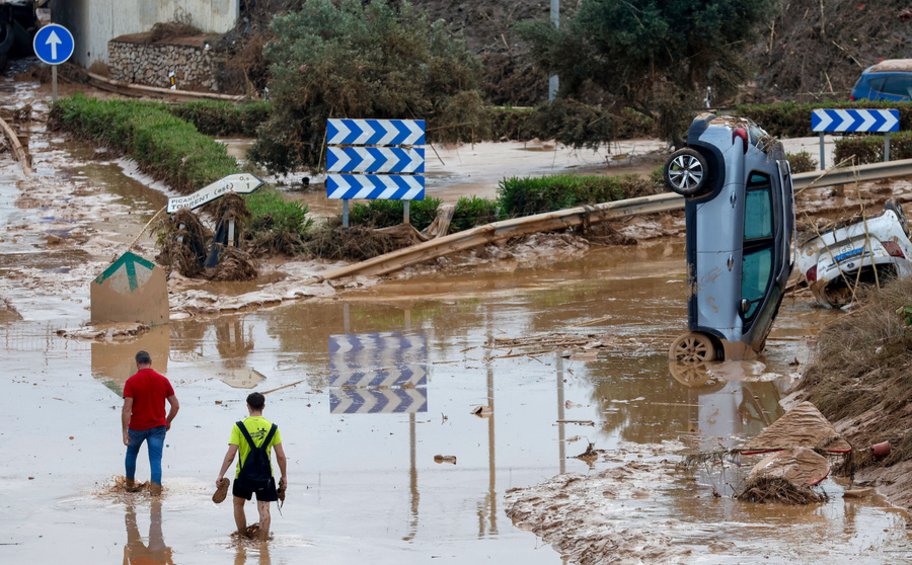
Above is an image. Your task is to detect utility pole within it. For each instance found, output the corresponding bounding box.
[548,0,560,102]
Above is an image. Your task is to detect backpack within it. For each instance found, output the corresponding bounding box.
[236,421,277,490]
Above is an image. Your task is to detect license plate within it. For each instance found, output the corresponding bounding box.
[834,246,863,262]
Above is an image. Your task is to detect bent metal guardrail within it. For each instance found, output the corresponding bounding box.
[319,158,912,281]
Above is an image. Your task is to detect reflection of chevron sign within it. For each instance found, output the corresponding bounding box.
[326,174,424,200]
[331,387,428,414]
[329,332,428,388]
[327,147,425,173]
[811,109,900,132]
[327,119,425,146]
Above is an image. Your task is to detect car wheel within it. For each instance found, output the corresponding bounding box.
[668,332,717,363]
[664,148,708,196]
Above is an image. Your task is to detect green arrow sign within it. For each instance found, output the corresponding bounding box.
[95,251,156,293]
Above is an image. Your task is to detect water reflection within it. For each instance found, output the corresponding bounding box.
[91,325,169,396]
[232,540,272,565]
[215,316,263,389]
[123,498,173,565]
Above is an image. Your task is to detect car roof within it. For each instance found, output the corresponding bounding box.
[867,59,912,73]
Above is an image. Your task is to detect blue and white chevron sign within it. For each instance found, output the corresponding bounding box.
[327,119,426,146]
[330,387,428,414]
[328,332,428,388]
[327,147,425,174]
[326,174,425,200]
[811,109,900,133]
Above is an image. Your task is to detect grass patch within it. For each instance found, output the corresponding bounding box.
[497,174,659,217]
[167,100,271,137]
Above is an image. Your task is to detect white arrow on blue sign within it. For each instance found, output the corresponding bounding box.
[811,109,900,133]
[327,118,425,146]
[33,24,75,65]
[326,173,424,200]
[330,387,428,414]
[327,147,425,174]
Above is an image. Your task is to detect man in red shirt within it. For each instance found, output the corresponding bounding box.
[122,350,180,495]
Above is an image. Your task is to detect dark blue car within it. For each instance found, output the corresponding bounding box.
[851,59,912,101]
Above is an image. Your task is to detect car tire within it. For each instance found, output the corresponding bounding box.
[664,148,708,196]
[668,332,717,363]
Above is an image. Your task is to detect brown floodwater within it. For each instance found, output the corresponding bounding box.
[2,68,911,564]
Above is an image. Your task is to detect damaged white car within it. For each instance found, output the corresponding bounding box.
[797,201,912,308]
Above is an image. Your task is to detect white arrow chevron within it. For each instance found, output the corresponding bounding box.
[403,120,424,145]
[812,110,832,132]
[327,119,351,145]
[881,111,900,132]
[834,109,853,131]
[351,119,372,145]
[376,121,398,146]
[331,390,355,414]
[858,111,876,131]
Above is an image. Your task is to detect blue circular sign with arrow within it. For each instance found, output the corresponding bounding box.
[32,23,75,65]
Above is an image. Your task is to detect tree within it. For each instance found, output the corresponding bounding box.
[250,0,485,172]
[520,0,769,144]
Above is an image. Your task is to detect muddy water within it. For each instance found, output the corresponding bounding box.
[4,239,911,563]
[2,72,910,563]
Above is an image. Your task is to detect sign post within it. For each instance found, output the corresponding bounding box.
[811,108,900,170]
[325,119,426,227]
[32,24,75,102]
[166,173,264,213]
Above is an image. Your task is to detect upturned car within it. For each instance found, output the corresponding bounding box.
[797,201,912,308]
[665,113,795,362]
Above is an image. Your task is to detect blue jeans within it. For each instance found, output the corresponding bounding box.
[125,426,167,485]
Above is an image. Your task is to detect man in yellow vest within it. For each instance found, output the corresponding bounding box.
[215,392,287,540]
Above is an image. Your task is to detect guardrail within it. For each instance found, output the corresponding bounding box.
[320,158,912,281]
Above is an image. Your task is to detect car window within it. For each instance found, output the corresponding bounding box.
[742,248,772,318]
[745,174,773,240]
[876,75,912,97]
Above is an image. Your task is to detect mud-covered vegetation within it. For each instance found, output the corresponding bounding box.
[796,279,912,508]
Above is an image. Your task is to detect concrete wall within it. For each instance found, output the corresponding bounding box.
[49,0,239,66]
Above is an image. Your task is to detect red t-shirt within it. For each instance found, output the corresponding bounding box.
[123,368,175,431]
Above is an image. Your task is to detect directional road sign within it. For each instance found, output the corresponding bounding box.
[327,147,425,174]
[33,24,75,65]
[326,174,424,201]
[91,251,168,325]
[328,332,428,388]
[811,109,900,133]
[167,173,264,213]
[330,387,428,414]
[327,119,425,146]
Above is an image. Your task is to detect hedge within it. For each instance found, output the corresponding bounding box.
[497,174,659,217]
[736,100,912,138]
[834,131,912,165]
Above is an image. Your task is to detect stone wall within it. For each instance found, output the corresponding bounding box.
[108,37,220,91]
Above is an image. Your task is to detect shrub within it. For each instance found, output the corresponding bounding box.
[833,132,912,165]
[451,196,500,233]
[497,174,658,217]
[168,100,272,137]
[787,151,817,173]
[51,94,237,193]
[349,198,441,230]
[736,100,912,138]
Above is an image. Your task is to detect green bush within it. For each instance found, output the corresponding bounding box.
[787,151,817,173]
[168,100,272,137]
[497,174,658,217]
[833,131,912,165]
[51,94,238,193]
[349,198,441,230]
[451,196,499,233]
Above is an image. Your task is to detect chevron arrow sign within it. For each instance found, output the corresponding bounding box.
[330,387,428,414]
[327,147,425,174]
[811,109,900,133]
[328,332,428,388]
[326,174,425,200]
[327,118,425,146]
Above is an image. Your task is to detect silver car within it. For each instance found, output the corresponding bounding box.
[665,114,796,362]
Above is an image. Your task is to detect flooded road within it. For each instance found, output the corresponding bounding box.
[1,70,910,564]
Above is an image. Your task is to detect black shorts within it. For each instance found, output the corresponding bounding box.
[232,476,278,502]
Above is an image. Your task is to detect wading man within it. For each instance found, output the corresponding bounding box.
[216,392,287,540]
[122,350,180,496]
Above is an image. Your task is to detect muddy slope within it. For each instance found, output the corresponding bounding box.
[794,278,912,511]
